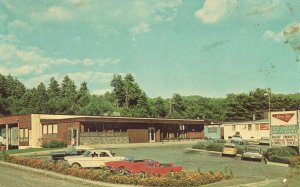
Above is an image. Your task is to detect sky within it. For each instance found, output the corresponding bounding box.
[1,0,300,98]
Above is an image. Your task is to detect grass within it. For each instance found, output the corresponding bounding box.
[1,148,54,155]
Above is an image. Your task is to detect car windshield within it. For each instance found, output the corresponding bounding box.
[82,150,91,157]
[66,147,77,154]
[225,145,235,148]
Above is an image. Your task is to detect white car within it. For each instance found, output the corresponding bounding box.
[64,149,125,168]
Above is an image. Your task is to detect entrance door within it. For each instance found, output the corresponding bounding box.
[68,128,79,146]
[148,127,155,143]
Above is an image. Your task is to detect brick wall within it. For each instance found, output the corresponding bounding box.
[80,136,129,145]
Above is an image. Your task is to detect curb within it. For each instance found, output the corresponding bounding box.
[0,161,138,187]
[186,148,242,157]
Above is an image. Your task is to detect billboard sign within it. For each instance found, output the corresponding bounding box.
[271,125,298,134]
[260,123,269,130]
[271,134,298,146]
[271,111,297,126]
[270,111,299,147]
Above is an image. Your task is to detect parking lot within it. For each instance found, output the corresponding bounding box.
[25,142,298,186]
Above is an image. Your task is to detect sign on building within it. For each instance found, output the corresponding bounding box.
[270,111,299,147]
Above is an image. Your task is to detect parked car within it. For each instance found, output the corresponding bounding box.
[241,146,263,161]
[231,135,243,144]
[259,137,270,145]
[64,149,125,168]
[105,156,183,176]
[222,143,237,156]
[49,146,91,161]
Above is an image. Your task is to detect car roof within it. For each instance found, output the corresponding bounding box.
[245,145,260,149]
[88,149,112,152]
[74,146,92,150]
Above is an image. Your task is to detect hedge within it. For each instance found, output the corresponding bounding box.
[42,140,67,148]
[192,141,244,154]
[289,156,300,168]
[264,147,298,164]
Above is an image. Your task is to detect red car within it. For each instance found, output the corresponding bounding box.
[105,157,183,176]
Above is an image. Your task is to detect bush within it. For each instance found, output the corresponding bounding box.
[206,142,224,152]
[191,142,206,149]
[265,147,298,164]
[289,156,300,168]
[0,151,8,161]
[42,140,67,148]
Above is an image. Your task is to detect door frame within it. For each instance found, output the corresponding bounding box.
[148,127,155,143]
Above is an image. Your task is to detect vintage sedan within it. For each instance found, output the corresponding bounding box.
[105,157,183,176]
[259,137,270,145]
[222,143,237,156]
[64,149,125,168]
[49,146,91,161]
[241,146,263,161]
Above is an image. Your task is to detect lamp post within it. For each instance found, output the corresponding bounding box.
[264,89,271,147]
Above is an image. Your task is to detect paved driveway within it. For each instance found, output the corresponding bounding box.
[107,143,297,186]
[24,142,299,186]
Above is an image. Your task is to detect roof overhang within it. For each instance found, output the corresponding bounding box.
[40,116,209,125]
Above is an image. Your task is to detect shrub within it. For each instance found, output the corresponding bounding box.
[0,151,8,161]
[265,147,298,164]
[191,142,206,149]
[205,142,224,152]
[289,156,300,168]
[42,140,67,148]
[192,141,226,152]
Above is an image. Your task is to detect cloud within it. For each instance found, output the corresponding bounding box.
[195,0,237,23]
[264,22,300,56]
[263,30,284,42]
[92,88,112,95]
[130,22,150,34]
[0,42,120,76]
[9,19,30,30]
[20,71,116,89]
[246,2,276,16]
[46,6,72,21]
[0,64,48,76]
[70,0,85,7]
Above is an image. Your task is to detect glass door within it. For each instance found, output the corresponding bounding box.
[148,127,155,142]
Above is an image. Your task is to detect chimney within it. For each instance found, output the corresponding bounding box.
[252,114,256,121]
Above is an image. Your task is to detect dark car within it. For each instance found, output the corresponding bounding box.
[49,146,91,161]
[241,146,263,161]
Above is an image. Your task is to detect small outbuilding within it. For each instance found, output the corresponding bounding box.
[222,119,270,141]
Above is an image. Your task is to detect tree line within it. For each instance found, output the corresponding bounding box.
[1,73,300,121]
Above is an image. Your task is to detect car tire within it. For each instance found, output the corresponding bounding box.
[71,163,82,168]
[118,166,127,175]
[241,156,244,160]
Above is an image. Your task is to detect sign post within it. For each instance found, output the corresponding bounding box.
[298,111,300,154]
[270,111,299,149]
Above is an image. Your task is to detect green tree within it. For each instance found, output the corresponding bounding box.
[60,75,78,114]
[169,93,186,118]
[47,77,61,114]
[35,82,49,113]
[111,74,126,107]
[153,97,168,118]
[77,82,90,109]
